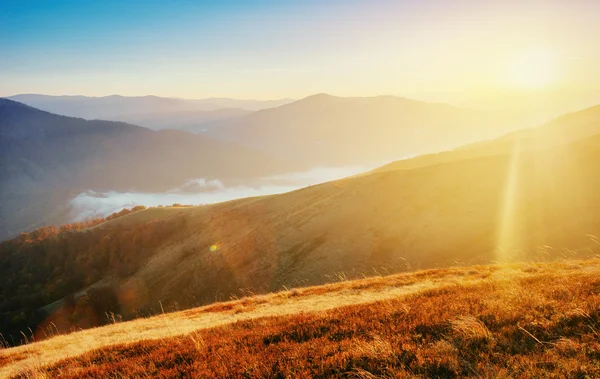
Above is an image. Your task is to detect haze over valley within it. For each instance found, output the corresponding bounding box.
[2,1,600,377]
[7,94,294,131]
[0,93,528,240]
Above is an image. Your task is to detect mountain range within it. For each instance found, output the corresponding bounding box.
[8,94,294,131]
[10,94,526,167]
[0,94,522,240]
[2,99,600,344]
[0,99,286,239]
[201,94,521,167]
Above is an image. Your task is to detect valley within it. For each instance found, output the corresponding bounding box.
[2,106,600,347]
[2,2,600,375]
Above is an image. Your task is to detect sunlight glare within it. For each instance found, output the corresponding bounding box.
[495,139,523,262]
[506,49,560,90]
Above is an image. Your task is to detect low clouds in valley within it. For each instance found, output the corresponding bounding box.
[69,165,373,221]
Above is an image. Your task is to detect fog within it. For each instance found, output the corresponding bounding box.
[69,165,372,221]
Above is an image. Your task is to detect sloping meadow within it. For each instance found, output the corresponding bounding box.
[7,259,600,378]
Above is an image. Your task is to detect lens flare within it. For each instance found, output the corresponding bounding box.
[495,139,523,262]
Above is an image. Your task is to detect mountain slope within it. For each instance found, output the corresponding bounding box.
[115,135,600,311]
[2,128,600,345]
[373,104,600,173]
[203,94,518,167]
[2,259,599,378]
[0,99,286,239]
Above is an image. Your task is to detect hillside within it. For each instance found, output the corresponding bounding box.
[374,104,600,173]
[0,99,287,239]
[7,94,293,131]
[2,128,600,346]
[203,94,518,167]
[1,259,599,378]
[4,1,600,377]
[0,100,283,191]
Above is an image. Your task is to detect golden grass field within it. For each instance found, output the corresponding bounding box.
[2,258,599,378]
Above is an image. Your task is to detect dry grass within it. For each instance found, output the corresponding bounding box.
[5,139,600,349]
[1,259,599,378]
[450,315,493,341]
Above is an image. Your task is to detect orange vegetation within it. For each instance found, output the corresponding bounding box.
[2,259,599,378]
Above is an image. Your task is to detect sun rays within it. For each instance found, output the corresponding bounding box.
[495,137,525,262]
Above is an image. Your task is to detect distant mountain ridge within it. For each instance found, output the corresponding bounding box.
[7,94,294,131]
[0,93,552,239]
[202,93,521,168]
[0,98,287,239]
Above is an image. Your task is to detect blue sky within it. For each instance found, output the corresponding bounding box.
[1,0,599,103]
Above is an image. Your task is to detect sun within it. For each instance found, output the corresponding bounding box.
[506,49,560,90]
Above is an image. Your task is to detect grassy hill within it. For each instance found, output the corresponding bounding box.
[2,102,600,377]
[374,104,600,173]
[3,131,600,346]
[1,259,599,378]
[3,102,600,349]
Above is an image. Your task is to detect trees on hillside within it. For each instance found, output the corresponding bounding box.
[16,206,148,244]
[0,206,187,346]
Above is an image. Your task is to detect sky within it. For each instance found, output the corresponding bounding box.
[1,0,600,107]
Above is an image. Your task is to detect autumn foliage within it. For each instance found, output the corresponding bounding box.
[16,260,600,378]
[0,206,190,346]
